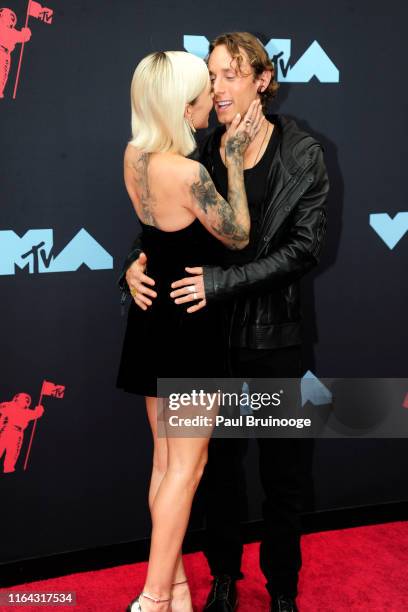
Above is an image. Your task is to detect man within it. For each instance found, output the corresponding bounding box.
[119,32,328,612]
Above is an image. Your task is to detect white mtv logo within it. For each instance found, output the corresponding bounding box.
[183,35,339,83]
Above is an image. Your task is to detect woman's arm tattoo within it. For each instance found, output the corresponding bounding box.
[190,164,220,213]
[190,164,249,249]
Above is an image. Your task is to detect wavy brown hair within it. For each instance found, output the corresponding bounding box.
[208,32,279,111]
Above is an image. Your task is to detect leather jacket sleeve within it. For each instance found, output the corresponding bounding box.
[203,146,329,302]
[117,232,143,293]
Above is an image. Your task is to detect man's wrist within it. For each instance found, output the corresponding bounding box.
[202,265,216,302]
[225,154,244,170]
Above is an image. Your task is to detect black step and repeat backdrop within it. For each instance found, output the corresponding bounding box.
[1,0,407,565]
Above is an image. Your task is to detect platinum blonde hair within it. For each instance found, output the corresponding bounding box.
[129,51,210,156]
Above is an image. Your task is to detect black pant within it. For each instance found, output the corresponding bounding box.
[202,345,314,598]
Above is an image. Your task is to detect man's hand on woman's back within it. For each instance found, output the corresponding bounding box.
[126,253,157,311]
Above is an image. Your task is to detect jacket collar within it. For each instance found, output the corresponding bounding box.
[200,113,318,177]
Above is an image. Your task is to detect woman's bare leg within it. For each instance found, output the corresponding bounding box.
[145,397,193,611]
[140,412,209,611]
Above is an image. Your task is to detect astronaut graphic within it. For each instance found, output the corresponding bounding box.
[0,8,31,98]
[0,393,44,473]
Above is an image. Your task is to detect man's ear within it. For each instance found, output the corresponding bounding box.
[257,69,272,93]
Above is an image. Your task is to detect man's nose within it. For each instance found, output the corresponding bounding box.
[212,78,225,96]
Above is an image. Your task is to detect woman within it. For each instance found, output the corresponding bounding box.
[116,51,263,612]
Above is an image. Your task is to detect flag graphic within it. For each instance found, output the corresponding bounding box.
[28,1,53,24]
[41,380,65,398]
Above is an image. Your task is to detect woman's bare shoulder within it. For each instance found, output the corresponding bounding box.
[124,143,145,169]
[167,156,199,179]
[148,154,200,184]
[123,148,201,193]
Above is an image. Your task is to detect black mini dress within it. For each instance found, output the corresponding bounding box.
[116,218,227,397]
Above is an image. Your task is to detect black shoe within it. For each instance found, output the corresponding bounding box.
[270,593,298,612]
[204,575,238,611]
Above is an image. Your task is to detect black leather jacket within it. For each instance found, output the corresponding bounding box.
[118,113,329,350]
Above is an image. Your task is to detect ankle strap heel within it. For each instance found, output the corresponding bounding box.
[126,591,171,612]
[142,591,171,604]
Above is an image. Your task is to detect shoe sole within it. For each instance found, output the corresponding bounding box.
[204,597,239,612]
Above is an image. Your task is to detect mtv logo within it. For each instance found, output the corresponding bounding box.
[369,212,408,249]
[183,35,339,83]
[0,228,113,275]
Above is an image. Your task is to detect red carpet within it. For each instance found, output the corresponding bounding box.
[1,521,408,611]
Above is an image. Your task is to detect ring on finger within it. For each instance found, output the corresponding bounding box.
[193,292,198,300]
[187,284,196,293]
[130,288,138,297]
